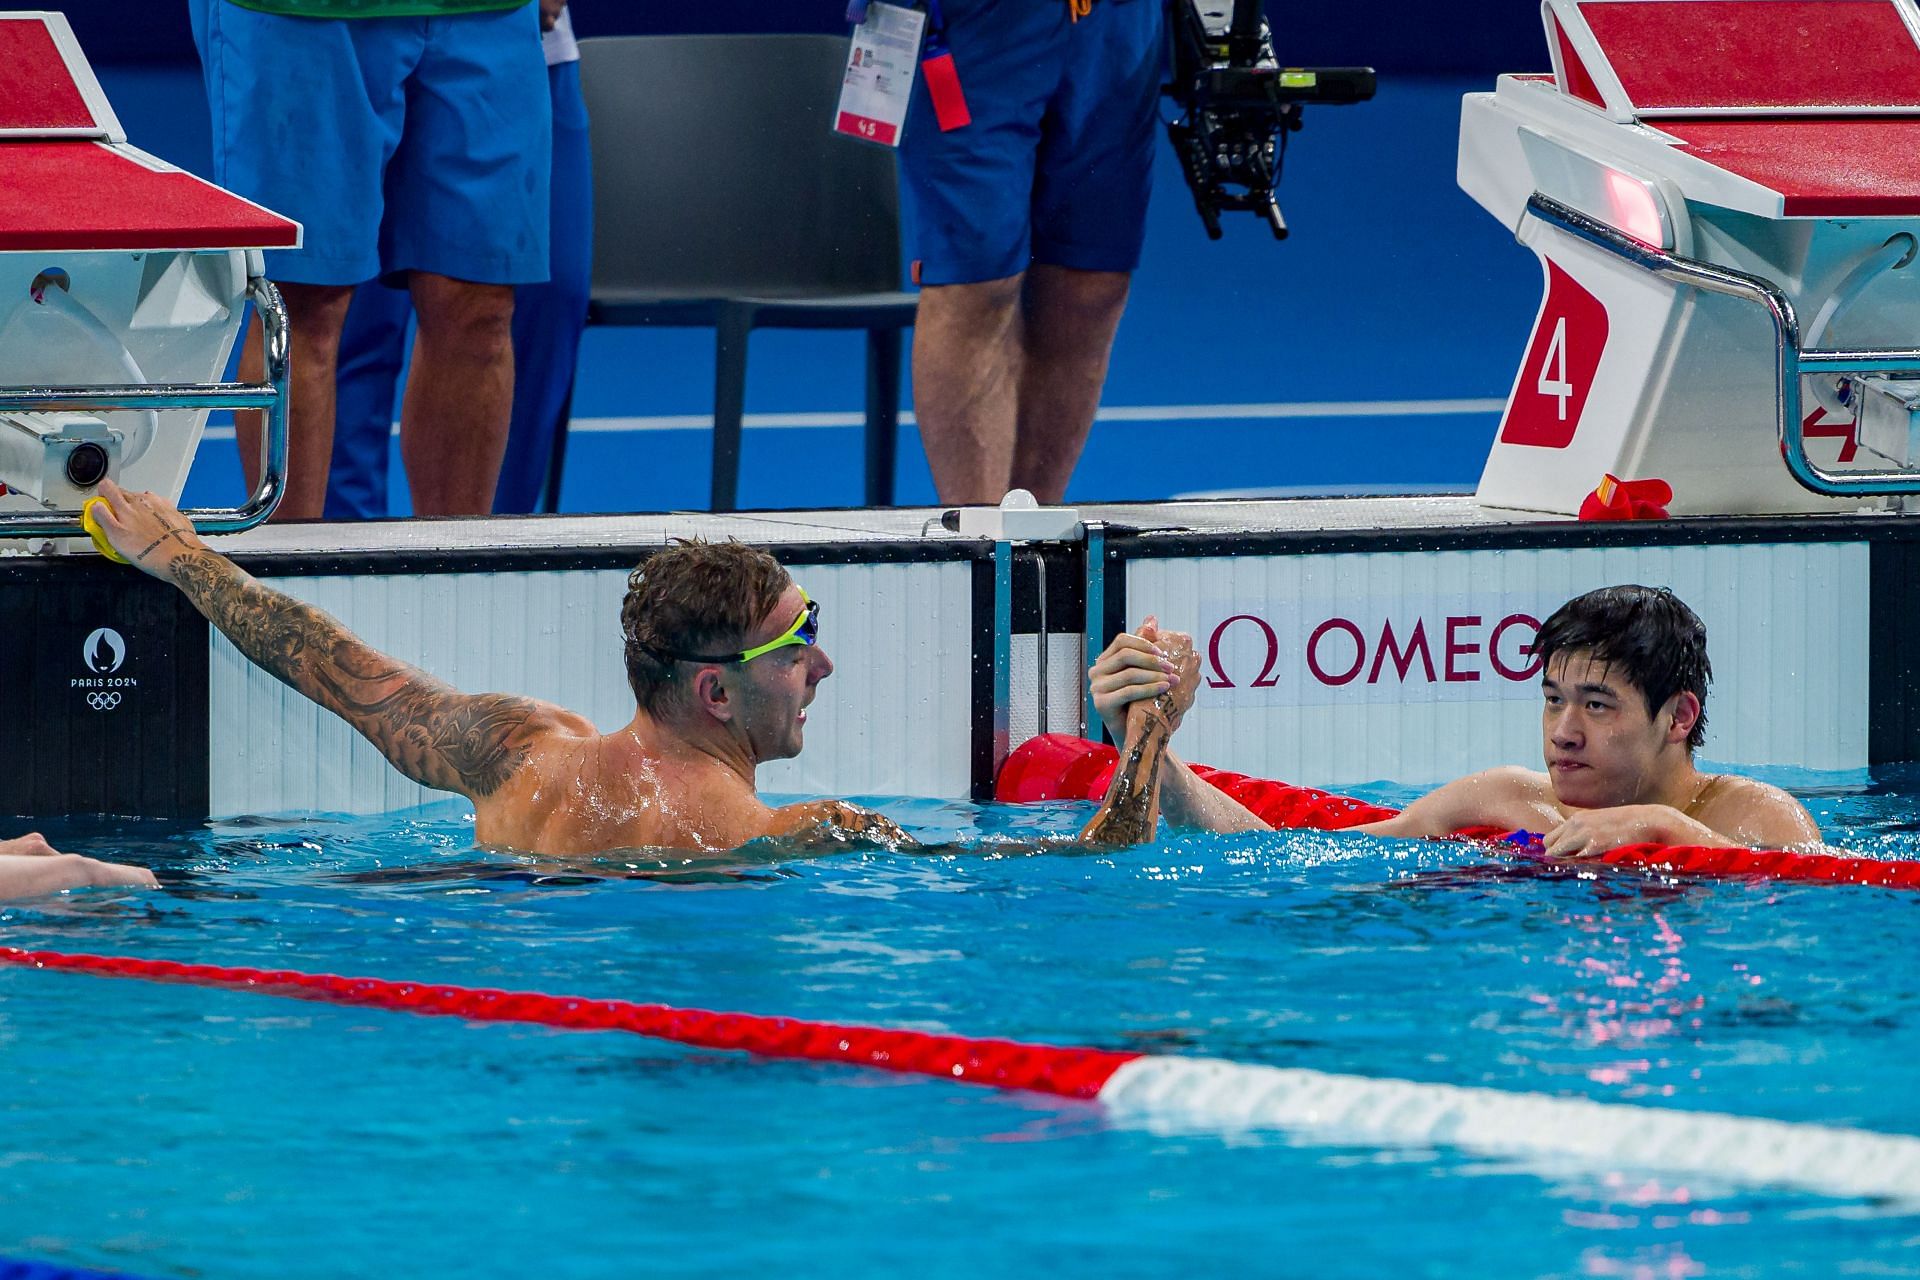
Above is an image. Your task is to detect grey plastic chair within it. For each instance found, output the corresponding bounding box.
[574,34,918,512]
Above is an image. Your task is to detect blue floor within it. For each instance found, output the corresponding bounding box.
[95,64,1541,513]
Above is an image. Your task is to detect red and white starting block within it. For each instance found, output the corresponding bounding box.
[0,11,298,540]
[1461,0,1920,516]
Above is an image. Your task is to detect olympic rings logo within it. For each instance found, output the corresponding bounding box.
[86,691,121,712]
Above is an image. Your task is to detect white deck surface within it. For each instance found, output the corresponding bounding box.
[206,494,1577,558]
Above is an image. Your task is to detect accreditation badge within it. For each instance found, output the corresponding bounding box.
[835,1,926,146]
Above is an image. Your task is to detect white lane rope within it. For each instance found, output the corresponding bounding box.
[1100,1057,1920,1202]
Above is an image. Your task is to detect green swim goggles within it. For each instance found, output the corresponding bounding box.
[649,590,819,665]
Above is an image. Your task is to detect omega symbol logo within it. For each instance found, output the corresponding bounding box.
[84,628,126,675]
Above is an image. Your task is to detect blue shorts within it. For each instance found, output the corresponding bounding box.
[898,0,1163,286]
[189,0,551,286]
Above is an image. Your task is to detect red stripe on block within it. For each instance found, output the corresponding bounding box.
[1662,119,1920,218]
[0,20,95,131]
[0,142,299,251]
[1552,15,1606,108]
[1579,0,1920,111]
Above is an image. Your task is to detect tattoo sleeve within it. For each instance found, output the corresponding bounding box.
[1079,695,1175,848]
[169,550,540,797]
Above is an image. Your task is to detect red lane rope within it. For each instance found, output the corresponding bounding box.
[1587,841,1920,887]
[998,734,1920,890]
[0,947,1138,1099]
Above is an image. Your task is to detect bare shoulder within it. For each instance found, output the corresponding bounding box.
[523,702,599,739]
[1694,774,1822,849]
[479,700,609,783]
[1458,764,1553,796]
[1422,765,1554,816]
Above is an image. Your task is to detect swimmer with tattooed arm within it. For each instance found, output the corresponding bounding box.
[90,483,1175,857]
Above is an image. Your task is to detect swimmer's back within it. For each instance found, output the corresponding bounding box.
[470,709,907,855]
[475,716,757,854]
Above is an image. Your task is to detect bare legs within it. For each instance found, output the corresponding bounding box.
[911,273,1022,504]
[911,263,1132,505]
[236,281,353,521]
[1011,265,1131,501]
[401,273,515,516]
[235,272,514,519]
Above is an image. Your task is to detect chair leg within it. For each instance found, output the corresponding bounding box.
[864,326,903,507]
[540,379,576,514]
[711,307,752,512]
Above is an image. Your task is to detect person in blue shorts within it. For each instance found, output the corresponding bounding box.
[188,0,551,519]
[325,0,590,517]
[900,0,1163,505]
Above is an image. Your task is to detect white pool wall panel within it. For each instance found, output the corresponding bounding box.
[757,562,974,800]
[1127,543,1869,787]
[1009,632,1089,747]
[211,561,974,816]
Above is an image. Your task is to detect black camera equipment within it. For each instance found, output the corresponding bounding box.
[1165,0,1375,239]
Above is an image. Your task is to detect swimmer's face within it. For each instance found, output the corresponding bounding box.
[1540,650,1688,809]
[732,584,833,762]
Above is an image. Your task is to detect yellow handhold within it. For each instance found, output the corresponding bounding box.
[81,497,129,564]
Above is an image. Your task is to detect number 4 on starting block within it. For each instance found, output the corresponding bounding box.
[1500,260,1610,449]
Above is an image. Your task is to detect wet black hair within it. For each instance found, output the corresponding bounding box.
[1533,585,1711,750]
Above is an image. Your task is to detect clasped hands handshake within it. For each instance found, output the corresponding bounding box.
[1087,616,1201,743]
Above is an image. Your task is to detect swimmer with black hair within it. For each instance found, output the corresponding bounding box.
[1090,586,1821,855]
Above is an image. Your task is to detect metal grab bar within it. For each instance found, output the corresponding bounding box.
[0,273,289,539]
[1526,192,1920,497]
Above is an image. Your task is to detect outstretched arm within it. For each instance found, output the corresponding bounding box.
[90,483,548,799]
[0,832,155,897]
[766,799,917,846]
[1350,767,1549,840]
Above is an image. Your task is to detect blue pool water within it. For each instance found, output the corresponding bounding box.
[4,775,1920,1278]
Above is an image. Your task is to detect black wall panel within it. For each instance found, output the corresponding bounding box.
[0,569,209,819]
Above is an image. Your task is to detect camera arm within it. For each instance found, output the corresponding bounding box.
[1165,0,1375,240]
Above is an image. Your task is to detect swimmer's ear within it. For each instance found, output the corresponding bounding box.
[692,666,734,721]
[1665,691,1701,744]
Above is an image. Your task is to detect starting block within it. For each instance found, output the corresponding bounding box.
[0,12,299,542]
[1461,0,1920,516]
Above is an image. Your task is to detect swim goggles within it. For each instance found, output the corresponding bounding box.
[647,589,819,665]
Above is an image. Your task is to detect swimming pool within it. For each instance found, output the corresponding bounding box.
[5,773,1918,1278]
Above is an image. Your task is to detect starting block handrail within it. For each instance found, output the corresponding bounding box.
[1526,192,1920,497]
[0,274,289,539]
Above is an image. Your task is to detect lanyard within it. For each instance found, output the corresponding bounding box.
[923,0,949,50]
